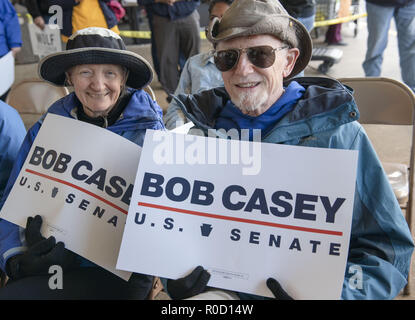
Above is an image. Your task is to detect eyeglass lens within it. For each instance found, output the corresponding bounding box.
[214,46,277,72]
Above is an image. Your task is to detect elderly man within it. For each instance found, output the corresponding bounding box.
[164,0,414,300]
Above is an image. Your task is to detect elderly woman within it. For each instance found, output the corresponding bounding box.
[0,27,164,299]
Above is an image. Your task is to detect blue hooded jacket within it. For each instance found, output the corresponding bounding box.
[0,101,26,200]
[0,88,165,272]
[0,0,22,57]
[170,77,415,300]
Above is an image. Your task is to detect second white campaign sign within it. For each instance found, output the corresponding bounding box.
[0,114,142,280]
[117,130,358,299]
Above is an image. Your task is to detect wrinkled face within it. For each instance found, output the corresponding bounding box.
[217,34,299,116]
[67,64,127,118]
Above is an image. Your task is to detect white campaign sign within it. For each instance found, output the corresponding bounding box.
[0,51,14,96]
[117,130,358,299]
[0,114,141,280]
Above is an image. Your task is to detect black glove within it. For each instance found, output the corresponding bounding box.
[25,215,46,246]
[5,215,78,280]
[266,278,293,300]
[167,266,211,299]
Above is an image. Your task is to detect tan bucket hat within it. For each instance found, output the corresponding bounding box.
[206,0,312,78]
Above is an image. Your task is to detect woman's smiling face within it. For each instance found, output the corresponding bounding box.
[67,64,127,117]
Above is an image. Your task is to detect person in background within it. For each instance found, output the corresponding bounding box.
[47,0,120,42]
[325,23,346,46]
[0,101,26,283]
[163,0,414,300]
[0,0,21,58]
[280,0,315,32]
[25,0,52,30]
[137,0,201,99]
[280,0,316,76]
[0,102,26,201]
[163,0,233,130]
[362,0,415,93]
[0,27,165,299]
[0,0,22,100]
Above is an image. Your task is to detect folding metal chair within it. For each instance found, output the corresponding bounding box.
[5,78,70,130]
[143,85,157,102]
[338,77,415,296]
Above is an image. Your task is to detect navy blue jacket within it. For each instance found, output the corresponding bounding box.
[138,0,199,20]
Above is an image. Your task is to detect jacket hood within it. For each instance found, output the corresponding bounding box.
[44,88,164,133]
[172,77,359,142]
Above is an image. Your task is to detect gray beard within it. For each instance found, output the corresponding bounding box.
[233,90,267,115]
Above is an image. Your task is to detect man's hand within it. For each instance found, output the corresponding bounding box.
[34,16,46,30]
[266,278,293,300]
[167,266,211,299]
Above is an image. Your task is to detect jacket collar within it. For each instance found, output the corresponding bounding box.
[173,77,359,142]
[41,88,164,133]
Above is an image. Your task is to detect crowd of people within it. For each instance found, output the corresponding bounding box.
[0,0,414,300]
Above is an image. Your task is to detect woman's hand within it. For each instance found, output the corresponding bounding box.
[5,215,79,280]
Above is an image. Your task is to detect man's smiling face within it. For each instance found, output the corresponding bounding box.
[217,34,299,116]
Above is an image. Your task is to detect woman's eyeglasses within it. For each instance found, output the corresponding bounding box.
[213,45,289,72]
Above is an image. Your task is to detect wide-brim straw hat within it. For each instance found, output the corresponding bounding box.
[38,27,153,89]
[206,0,312,78]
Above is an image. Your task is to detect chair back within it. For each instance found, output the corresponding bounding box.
[339,77,415,165]
[338,77,415,295]
[6,78,69,129]
[143,85,156,101]
[343,77,414,125]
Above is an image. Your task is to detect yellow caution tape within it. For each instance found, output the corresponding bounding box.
[18,12,209,40]
[17,12,33,24]
[313,13,367,27]
[119,30,151,39]
[120,30,207,39]
[117,14,368,39]
[23,9,363,39]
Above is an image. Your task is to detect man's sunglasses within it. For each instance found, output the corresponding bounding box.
[213,45,289,72]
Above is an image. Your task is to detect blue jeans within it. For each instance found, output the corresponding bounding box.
[362,2,415,92]
[298,14,315,33]
[295,14,315,78]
